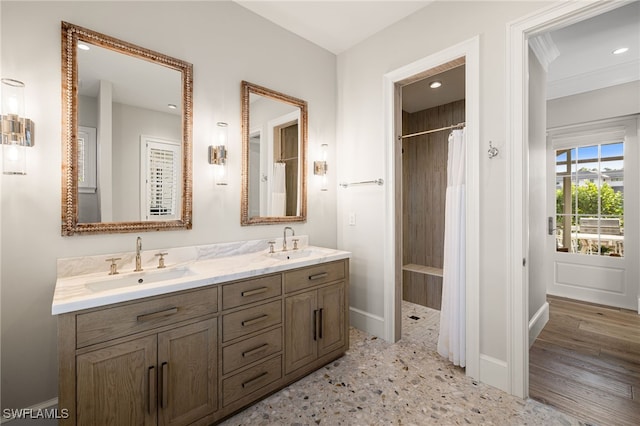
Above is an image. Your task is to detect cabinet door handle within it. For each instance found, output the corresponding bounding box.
[160,362,169,408]
[318,308,323,339]
[241,372,268,389]
[308,272,328,281]
[242,343,269,358]
[313,309,318,341]
[241,314,268,327]
[137,307,178,322]
[148,366,156,415]
[241,287,269,297]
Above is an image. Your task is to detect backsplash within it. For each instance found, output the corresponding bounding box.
[57,235,310,278]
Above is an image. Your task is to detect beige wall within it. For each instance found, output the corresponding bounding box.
[0,1,337,409]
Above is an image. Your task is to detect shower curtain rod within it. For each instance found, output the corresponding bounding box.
[399,122,466,140]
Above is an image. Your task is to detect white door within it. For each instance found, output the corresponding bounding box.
[547,117,638,310]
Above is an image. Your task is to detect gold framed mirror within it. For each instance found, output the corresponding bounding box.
[241,81,308,225]
[61,22,193,235]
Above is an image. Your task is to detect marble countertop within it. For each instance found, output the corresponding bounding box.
[52,239,350,315]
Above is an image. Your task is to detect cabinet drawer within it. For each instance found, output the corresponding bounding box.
[223,327,282,375]
[76,287,218,348]
[284,260,346,293]
[222,355,282,407]
[222,300,281,342]
[222,275,281,310]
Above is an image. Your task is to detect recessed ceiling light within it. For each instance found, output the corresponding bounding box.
[612,47,629,55]
[429,81,442,89]
[78,43,90,51]
[167,104,177,110]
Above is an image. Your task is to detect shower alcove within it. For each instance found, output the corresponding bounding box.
[401,65,465,311]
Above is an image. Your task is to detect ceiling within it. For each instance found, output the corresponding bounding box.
[234,0,433,55]
[402,65,465,113]
[545,0,640,99]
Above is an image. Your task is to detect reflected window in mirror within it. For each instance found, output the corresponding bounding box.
[61,22,193,235]
[241,81,307,225]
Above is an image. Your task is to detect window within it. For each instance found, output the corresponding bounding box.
[141,137,181,221]
[555,141,624,256]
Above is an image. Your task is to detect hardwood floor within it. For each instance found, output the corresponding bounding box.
[530,296,640,426]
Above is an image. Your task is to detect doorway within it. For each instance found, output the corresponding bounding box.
[382,37,480,380]
[400,65,465,311]
[507,0,639,400]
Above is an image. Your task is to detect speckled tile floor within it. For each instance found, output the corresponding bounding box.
[220,302,581,425]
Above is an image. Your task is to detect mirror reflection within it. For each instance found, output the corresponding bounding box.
[61,22,193,235]
[77,42,183,223]
[241,81,307,225]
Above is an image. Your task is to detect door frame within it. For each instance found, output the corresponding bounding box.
[506,0,627,398]
[382,36,480,380]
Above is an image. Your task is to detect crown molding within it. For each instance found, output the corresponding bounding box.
[547,60,640,99]
[529,33,560,72]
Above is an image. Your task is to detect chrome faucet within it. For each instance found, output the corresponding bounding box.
[282,226,295,251]
[134,237,143,272]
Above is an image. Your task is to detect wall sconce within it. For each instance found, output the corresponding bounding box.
[1,78,34,175]
[209,122,228,185]
[314,143,328,191]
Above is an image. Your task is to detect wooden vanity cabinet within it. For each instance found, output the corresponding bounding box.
[76,319,217,426]
[284,261,349,376]
[59,259,349,426]
[59,287,219,426]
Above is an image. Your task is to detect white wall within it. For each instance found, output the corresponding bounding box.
[336,0,550,383]
[0,1,336,409]
[528,48,549,320]
[112,102,181,221]
[547,81,640,129]
[527,48,550,344]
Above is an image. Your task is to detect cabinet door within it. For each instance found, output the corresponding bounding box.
[77,335,157,426]
[317,282,346,358]
[157,318,217,426]
[285,291,318,374]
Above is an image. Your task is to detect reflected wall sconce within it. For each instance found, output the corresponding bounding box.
[314,143,328,191]
[209,121,228,185]
[1,78,34,175]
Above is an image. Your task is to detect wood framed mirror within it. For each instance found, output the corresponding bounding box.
[241,81,307,225]
[61,22,193,235]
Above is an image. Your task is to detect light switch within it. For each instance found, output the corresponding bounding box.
[348,212,356,226]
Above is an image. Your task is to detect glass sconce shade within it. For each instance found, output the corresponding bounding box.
[209,122,228,185]
[314,143,328,191]
[2,78,27,175]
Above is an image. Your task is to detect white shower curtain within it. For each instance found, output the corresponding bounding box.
[271,162,286,216]
[437,128,466,367]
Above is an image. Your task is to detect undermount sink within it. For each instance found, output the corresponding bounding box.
[85,266,195,292]
[265,249,314,261]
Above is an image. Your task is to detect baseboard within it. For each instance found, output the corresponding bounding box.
[528,301,549,347]
[1,398,58,424]
[479,354,508,393]
[349,306,385,339]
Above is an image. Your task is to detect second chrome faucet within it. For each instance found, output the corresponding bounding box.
[134,236,143,272]
[282,226,295,251]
